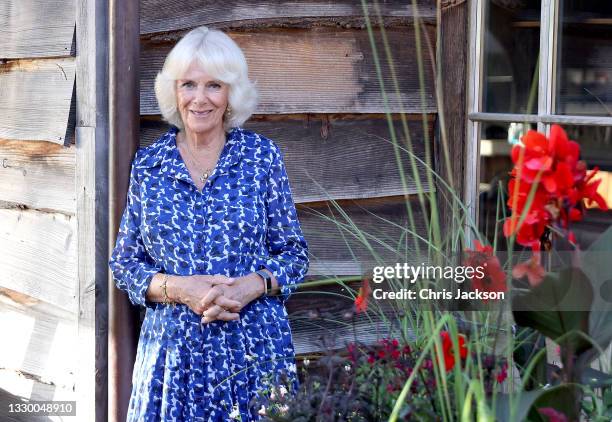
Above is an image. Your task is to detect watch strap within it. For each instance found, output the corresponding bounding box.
[255,269,272,296]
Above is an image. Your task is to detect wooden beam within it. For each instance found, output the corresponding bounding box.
[109,0,140,421]
[0,208,77,313]
[287,280,408,354]
[140,27,437,115]
[0,139,75,215]
[438,0,468,247]
[141,115,435,203]
[75,0,109,419]
[0,0,75,59]
[140,0,436,35]
[0,58,76,144]
[298,196,428,276]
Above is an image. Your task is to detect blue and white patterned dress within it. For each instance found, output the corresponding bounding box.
[109,126,309,421]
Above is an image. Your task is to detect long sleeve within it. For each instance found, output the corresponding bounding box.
[109,152,161,308]
[258,146,309,302]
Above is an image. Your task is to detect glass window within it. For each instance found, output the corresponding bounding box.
[563,125,612,171]
[478,122,536,244]
[556,1,612,115]
[482,0,541,114]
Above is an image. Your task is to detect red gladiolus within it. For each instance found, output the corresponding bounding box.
[354,278,371,313]
[512,251,546,287]
[464,240,507,298]
[438,331,467,371]
[496,362,508,384]
[505,125,607,252]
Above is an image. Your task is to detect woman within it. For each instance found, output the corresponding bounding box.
[109,26,309,421]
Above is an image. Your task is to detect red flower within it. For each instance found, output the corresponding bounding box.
[496,362,508,384]
[512,251,546,287]
[347,343,357,363]
[506,125,607,253]
[354,278,371,313]
[537,408,568,422]
[438,331,467,371]
[464,240,507,298]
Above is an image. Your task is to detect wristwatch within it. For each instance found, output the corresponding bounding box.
[255,269,272,296]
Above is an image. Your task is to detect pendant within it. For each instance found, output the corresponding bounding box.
[200,172,209,183]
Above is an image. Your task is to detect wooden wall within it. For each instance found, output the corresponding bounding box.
[0,0,78,405]
[138,0,442,354]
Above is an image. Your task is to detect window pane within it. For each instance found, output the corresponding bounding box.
[556,1,612,116]
[563,125,612,171]
[482,1,541,114]
[478,122,536,246]
[478,123,612,250]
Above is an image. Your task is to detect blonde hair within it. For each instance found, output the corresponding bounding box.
[154,26,257,131]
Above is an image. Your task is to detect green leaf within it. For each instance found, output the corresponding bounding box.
[527,384,581,421]
[581,367,612,389]
[582,225,612,353]
[512,268,593,354]
[495,390,543,422]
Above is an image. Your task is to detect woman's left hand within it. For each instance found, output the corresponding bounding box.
[200,273,264,324]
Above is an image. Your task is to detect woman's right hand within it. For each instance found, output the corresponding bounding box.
[169,275,241,321]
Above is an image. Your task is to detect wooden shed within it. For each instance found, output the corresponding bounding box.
[1,0,609,421]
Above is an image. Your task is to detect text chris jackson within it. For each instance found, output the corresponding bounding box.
[370,263,505,301]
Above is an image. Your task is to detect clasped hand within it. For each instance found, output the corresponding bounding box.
[178,275,251,324]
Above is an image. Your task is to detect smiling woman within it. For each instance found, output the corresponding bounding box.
[109,26,309,421]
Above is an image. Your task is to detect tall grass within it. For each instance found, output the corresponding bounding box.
[286,1,542,420]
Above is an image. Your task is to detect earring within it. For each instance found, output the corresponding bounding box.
[225,105,233,118]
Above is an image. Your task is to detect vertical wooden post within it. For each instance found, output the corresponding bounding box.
[109,0,140,421]
[438,0,469,246]
[75,0,109,421]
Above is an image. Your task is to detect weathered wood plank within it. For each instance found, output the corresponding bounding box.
[287,282,406,354]
[141,115,435,202]
[75,0,110,418]
[0,139,75,214]
[0,0,75,59]
[140,27,437,115]
[140,0,436,35]
[0,208,77,313]
[0,58,76,144]
[298,196,428,276]
[438,0,468,251]
[0,289,76,390]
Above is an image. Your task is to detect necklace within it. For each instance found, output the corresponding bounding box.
[181,138,214,183]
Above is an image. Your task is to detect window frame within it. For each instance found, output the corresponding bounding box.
[465,0,612,242]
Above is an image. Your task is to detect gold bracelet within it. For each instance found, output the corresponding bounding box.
[161,273,172,305]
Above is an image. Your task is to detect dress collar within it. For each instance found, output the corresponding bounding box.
[160,126,243,186]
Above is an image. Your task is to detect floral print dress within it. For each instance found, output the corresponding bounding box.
[109,126,309,421]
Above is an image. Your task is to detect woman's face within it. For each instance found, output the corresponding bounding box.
[176,61,229,137]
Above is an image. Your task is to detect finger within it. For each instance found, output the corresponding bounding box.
[202,304,224,319]
[200,286,223,309]
[217,310,240,321]
[211,276,235,285]
[201,310,239,324]
[214,296,242,312]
